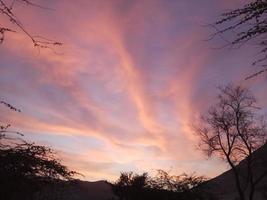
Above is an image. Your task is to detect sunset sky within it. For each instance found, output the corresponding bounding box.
[0,0,266,181]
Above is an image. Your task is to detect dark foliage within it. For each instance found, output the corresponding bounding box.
[0,133,77,200]
[0,102,77,200]
[110,170,213,200]
[210,0,267,79]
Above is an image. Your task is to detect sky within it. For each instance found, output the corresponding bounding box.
[0,0,267,181]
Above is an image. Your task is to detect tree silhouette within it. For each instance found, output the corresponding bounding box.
[111,172,149,200]
[111,170,211,200]
[194,85,267,200]
[0,139,76,200]
[0,101,77,200]
[210,0,267,79]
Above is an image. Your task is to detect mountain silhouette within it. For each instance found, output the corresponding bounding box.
[29,143,267,200]
[203,142,267,200]
[32,180,115,200]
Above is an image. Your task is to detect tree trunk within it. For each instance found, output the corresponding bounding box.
[227,157,245,200]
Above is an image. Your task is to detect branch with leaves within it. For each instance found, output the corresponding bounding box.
[0,0,62,49]
[210,0,267,79]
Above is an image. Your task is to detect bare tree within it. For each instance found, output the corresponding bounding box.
[0,0,62,49]
[194,85,267,200]
[210,0,267,79]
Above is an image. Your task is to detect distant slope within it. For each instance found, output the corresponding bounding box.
[204,143,267,200]
[74,180,115,200]
[35,180,115,200]
[34,144,267,200]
